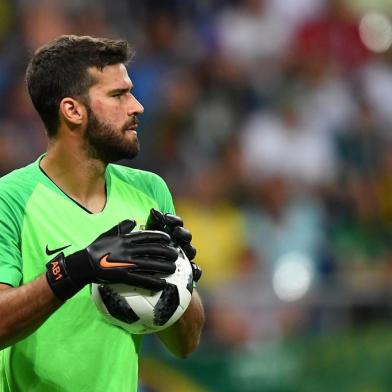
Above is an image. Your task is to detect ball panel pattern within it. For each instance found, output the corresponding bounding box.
[186,274,194,294]
[98,284,140,324]
[153,283,180,326]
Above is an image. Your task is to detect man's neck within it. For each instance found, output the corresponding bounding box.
[40,144,108,214]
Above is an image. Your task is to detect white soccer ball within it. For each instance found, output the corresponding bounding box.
[91,248,194,334]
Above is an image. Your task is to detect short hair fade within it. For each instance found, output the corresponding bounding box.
[26,35,134,136]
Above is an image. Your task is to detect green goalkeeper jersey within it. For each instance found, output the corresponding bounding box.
[0,156,176,392]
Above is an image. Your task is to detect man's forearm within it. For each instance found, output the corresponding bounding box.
[0,275,62,349]
[158,290,205,358]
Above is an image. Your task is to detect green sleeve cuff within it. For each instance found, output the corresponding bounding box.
[0,266,22,287]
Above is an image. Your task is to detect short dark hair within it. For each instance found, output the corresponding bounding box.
[26,35,134,136]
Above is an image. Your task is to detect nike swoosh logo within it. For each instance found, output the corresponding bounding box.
[99,254,134,269]
[45,244,71,256]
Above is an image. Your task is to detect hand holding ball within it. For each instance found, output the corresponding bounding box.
[92,245,194,334]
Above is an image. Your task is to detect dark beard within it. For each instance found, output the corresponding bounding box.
[84,105,140,164]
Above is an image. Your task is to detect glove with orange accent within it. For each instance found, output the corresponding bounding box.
[46,220,178,301]
[146,208,202,284]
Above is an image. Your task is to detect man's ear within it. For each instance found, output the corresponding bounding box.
[59,97,86,128]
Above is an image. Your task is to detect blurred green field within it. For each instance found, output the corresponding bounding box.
[141,322,392,392]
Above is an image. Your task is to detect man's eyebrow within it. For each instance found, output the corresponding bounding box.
[109,86,133,95]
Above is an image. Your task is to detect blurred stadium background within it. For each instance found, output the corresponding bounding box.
[2,0,392,390]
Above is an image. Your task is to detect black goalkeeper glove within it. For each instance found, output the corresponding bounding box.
[146,208,202,283]
[46,220,178,301]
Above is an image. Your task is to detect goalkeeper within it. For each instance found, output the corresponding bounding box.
[0,35,204,392]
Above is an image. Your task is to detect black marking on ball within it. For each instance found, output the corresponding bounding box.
[153,283,179,326]
[98,285,140,324]
[186,274,194,294]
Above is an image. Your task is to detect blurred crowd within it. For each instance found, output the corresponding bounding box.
[2,0,392,389]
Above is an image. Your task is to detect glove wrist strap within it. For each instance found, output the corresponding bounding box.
[46,252,83,301]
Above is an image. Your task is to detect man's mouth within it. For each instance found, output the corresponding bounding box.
[124,118,139,132]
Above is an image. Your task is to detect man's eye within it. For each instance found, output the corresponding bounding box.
[113,91,131,98]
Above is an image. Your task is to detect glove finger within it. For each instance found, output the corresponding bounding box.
[172,226,192,244]
[126,230,172,244]
[96,220,136,240]
[126,244,178,260]
[191,261,202,282]
[123,272,167,292]
[164,213,183,227]
[130,258,176,274]
[181,243,197,260]
[118,220,137,235]
[145,208,166,230]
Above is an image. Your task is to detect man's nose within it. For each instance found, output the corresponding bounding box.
[128,96,144,116]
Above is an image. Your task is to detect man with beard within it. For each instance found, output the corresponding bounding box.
[0,35,204,392]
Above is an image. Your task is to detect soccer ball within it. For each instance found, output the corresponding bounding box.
[91,248,194,334]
